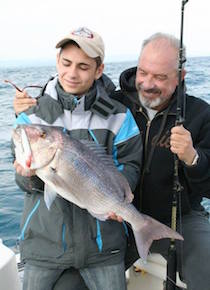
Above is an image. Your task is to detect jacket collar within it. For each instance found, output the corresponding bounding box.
[42,74,116,119]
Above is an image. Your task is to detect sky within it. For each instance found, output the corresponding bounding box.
[0,0,209,64]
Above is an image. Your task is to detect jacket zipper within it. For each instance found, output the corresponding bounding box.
[145,120,151,158]
[137,102,177,209]
[138,108,174,162]
[138,108,151,159]
[137,108,166,209]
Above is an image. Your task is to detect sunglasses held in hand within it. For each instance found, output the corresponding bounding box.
[4,80,42,92]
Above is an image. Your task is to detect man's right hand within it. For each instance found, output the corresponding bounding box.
[14,90,37,115]
[14,160,36,177]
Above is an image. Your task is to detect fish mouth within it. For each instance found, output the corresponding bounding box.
[12,127,34,169]
[13,127,57,170]
[21,128,33,165]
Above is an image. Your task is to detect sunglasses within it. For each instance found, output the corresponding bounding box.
[4,80,42,92]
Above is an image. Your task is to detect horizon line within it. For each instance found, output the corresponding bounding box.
[0,55,209,68]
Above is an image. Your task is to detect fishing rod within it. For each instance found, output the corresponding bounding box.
[166,1,188,290]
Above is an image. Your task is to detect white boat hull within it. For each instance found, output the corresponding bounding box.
[0,241,21,290]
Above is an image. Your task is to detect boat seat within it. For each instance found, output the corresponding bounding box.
[133,253,187,289]
[0,240,21,290]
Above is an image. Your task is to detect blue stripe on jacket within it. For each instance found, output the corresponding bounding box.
[14,112,32,128]
[114,109,139,145]
[113,109,140,171]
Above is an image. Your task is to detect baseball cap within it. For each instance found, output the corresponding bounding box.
[56,27,105,62]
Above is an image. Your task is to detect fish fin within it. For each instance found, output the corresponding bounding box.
[88,211,109,221]
[80,139,132,203]
[132,214,183,262]
[44,183,57,210]
[80,140,116,168]
[80,140,107,152]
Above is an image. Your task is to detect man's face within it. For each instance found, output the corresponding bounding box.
[135,42,184,111]
[56,44,104,96]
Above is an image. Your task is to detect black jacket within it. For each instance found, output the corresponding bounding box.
[112,67,210,223]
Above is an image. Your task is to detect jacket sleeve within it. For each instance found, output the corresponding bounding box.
[113,109,142,191]
[183,103,210,198]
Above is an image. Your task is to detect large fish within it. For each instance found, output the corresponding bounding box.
[12,124,183,260]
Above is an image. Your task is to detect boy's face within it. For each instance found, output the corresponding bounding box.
[56,44,104,96]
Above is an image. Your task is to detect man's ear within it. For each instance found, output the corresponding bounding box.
[181,69,186,80]
[95,63,104,80]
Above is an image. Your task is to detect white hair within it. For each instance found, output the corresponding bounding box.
[140,32,186,70]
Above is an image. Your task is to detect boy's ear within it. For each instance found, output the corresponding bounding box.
[95,63,104,80]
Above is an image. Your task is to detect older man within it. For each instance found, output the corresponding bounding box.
[112,32,210,290]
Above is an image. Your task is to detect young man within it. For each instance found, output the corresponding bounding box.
[13,27,142,290]
[112,32,210,290]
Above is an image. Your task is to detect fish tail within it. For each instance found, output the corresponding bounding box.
[132,214,183,261]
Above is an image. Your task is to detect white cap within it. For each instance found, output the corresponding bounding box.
[56,27,105,62]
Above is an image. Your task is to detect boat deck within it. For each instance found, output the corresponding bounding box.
[127,266,164,290]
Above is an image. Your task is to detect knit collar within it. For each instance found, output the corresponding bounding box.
[55,80,97,112]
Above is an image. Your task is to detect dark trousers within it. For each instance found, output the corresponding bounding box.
[23,262,126,290]
[126,210,210,290]
[153,210,210,290]
[52,210,210,290]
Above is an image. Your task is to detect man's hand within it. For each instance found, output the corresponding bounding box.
[108,212,123,222]
[14,160,36,177]
[170,125,197,165]
[14,90,36,115]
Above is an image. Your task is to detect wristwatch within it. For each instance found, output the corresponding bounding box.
[191,151,199,166]
[184,151,199,166]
